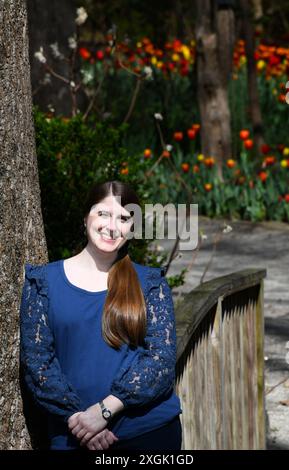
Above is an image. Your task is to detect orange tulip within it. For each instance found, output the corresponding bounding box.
[204,183,213,191]
[226,159,236,168]
[120,167,129,175]
[285,194,289,203]
[264,156,276,166]
[239,129,250,140]
[192,123,201,132]
[173,132,183,142]
[244,139,254,150]
[79,47,91,60]
[258,171,268,182]
[204,157,215,167]
[143,149,152,159]
[162,150,171,158]
[181,163,190,172]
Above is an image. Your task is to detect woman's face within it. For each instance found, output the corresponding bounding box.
[85,195,134,254]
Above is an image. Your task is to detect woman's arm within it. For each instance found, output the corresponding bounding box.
[20,264,85,423]
[109,272,177,408]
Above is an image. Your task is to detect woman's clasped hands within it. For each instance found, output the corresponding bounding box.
[68,403,119,450]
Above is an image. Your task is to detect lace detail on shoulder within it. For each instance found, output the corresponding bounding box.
[20,263,85,422]
[110,266,176,407]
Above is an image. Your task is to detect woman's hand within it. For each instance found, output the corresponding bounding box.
[84,428,119,450]
[68,404,107,443]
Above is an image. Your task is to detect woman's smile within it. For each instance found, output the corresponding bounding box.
[97,232,121,244]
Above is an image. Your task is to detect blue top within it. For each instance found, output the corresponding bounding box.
[19,259,182,450]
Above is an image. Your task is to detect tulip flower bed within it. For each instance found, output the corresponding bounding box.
[133,124,289,222]
[36,33,289,226]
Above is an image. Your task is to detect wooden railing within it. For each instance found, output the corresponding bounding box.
[174,268,266,450]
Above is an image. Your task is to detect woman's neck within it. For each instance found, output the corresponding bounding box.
[77,243,118,273]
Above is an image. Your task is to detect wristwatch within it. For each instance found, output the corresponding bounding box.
[99,400,112,421]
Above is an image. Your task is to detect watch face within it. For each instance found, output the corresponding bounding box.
[103,410,111,419]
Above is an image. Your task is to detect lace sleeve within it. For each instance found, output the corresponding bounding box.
[110,268,177,407]
[20,263,85,422]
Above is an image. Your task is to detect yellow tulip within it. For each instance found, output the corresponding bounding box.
[181,45,191,60]
[257,60,266,71]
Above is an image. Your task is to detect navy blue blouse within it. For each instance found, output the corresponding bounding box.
[19,259,182,449]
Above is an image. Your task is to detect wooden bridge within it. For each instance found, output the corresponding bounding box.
[175,268,267,449]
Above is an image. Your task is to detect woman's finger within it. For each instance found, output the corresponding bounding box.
[76,428,88,440]
[99,435,110,450]
[105,431,117,446]
[67,412,82,430]
[70,424,82,436]
[80,432,93,446]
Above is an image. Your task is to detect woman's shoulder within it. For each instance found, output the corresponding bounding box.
[132,261,166,277]
[23,260,60,292]
[131,261,168,298]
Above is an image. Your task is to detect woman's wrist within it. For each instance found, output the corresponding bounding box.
[101,394,125,418]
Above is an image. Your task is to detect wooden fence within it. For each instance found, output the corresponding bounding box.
[175,268,266,450]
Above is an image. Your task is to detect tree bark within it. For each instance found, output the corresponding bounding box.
[240,0,264,151]
[0,0,48,449]
[195,0,235,178]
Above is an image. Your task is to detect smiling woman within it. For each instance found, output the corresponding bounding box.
[19,180,182,451]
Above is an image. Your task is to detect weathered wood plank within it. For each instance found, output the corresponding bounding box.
[174,269,266,450]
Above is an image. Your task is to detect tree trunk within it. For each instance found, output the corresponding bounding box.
[251,0,263,21]
[240,0,264,151]
[195,0,235,179]
[0,0,48,449]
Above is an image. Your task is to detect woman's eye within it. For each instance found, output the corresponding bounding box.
[98,211,109,217]
[120,216,131,222]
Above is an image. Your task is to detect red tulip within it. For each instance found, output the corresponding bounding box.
[187,129,196,140]
[173,132,183,142]
[244,139,254,150]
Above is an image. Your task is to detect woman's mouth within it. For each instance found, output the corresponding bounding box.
[99,233,119,243]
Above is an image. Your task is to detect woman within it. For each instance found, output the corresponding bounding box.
[20,180,182,451]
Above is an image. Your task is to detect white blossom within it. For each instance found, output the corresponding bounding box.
[34,47,46,64]
[223,224,233,234]
[82,69,94,85]
[70,81,76,88]
[75,7,88,26]
[166,144,173,152]
[143,66,153,80]
[154,113,163,121]
[50,42,64,60]
[68,36,77,50]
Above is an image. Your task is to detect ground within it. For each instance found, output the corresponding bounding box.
[150,216,289,449]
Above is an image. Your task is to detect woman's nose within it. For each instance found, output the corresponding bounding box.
[107,217,119,233]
